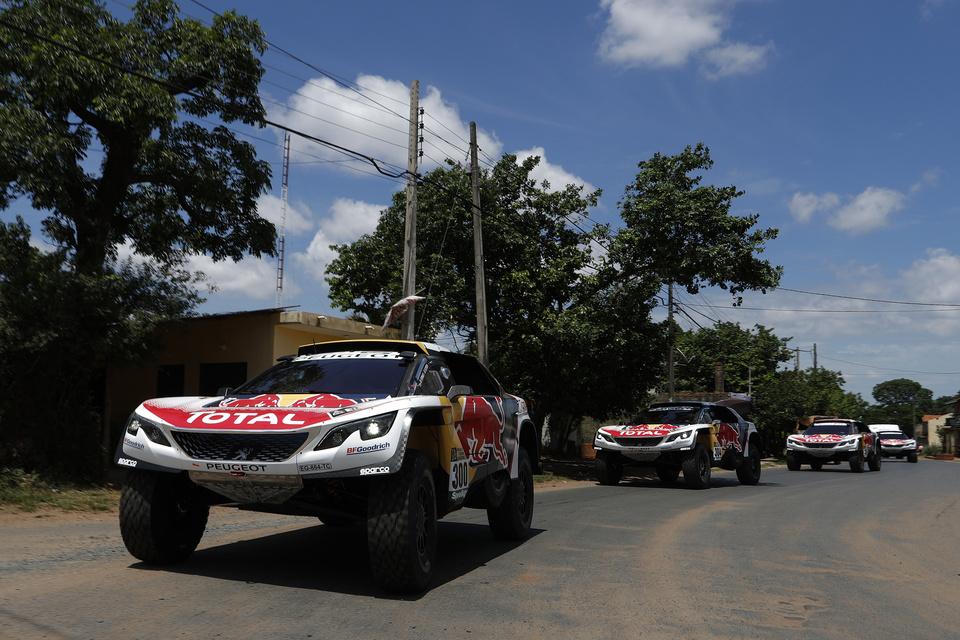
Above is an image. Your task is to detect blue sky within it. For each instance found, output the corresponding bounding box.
[10,0,960,404]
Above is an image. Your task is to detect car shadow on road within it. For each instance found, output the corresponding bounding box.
[128,519,543,599]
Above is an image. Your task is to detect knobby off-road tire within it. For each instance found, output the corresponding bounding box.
[119,469,209,564]
[809,460,823,471]
[735,445,762,485]
[786,452,801,471]
[487,448,534,540]
[908,451,918,463]
[367,450,437,593]
[655,464,681,484]
[849,447,865,473]
[595,450,623,486]
[868,445,882,472]
[682,444,711,489]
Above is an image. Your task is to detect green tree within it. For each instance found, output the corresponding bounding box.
[673,322,792,393]
[328,156,667,451]
[609,143,781,302]
[0,0,274,478]
[868,378,935,437]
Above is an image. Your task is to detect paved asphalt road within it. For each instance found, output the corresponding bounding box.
[1,459,958,640]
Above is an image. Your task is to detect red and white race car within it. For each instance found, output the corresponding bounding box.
[786,418,881,473]
[115,339,539,593]
[874,430,921,463]
[592,401,763,489]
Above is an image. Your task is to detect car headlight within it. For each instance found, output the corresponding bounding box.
[315,412,398,451]
[666,429,693,443]
[125,414,172,447]
[595,431,614,444]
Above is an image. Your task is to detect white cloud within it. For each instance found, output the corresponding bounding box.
[293,198,386,283]
[271,75,502,173]
[701,41,775,79]
[597,0,773,77]
[828,186,905,235]
[909,167,941,194]
[187,253,281,301]
[901,248,960,303]
[255,193,314,236]
[787,191,840,223]
[514,147,598,194]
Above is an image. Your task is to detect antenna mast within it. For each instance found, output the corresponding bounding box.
[276,132,290,308]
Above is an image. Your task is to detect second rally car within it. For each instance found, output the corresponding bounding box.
[592,401,762,489]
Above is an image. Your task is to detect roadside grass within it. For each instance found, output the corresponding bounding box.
[0,468,119,513]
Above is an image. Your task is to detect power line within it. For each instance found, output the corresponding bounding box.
[777,287,960,307]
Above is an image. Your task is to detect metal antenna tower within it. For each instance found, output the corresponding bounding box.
[275,132,290,308]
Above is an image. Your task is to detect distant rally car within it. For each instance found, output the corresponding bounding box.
[786,418,881,473]
[115,339,539,593]
[874,430,920,463]
[591,401,763,489]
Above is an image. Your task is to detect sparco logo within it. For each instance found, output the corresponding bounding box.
[360,466,390,475]
[118,457,138,467]
[206,462,268,472]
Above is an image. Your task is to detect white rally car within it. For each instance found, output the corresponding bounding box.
[875,430,920,463]
[786,418,881,473]
[592,401,763,489]
[115,339,539,593]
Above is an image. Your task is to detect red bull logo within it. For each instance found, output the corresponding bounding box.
[716,423,743,452]
[289,394,356,408]
[220,394,282,407]
[455,397,508,467]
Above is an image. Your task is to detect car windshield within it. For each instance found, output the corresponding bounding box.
[879,432,907,440]
[233,355,411,398]
[632,406,702,425]
[805,423,854,436]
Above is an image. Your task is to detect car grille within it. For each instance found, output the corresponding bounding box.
[172,431,309,462]
[804,442,837,449]
[616,436,663,447]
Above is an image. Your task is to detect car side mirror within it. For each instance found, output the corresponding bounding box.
[216,387,232,397]
[447,385,473,399]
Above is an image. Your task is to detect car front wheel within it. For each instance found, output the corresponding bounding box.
[682,444,711,489]
[786,452,801,471]
[487,448,534,540]
[849,447,865,473]
[735,445,762,485]
[595,450,623,486]
[367,450,437,593]
[119,469,209,565]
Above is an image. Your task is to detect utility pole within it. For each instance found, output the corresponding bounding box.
[401,80,419,340]
[667,282,675,401]
[813,343,818,372]
[795,347,800,371]
[275,132,290,308]
[470,122,488,366]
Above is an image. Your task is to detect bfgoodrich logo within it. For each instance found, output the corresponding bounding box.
[346,442,390,455]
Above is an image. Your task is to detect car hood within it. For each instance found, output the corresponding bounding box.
[139,393,399,431]
[600,423,695,437]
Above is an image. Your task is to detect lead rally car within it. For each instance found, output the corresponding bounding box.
[785,418,881,472]
[115,339,539,593]
[591,401,763,489]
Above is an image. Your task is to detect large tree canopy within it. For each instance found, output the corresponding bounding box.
[0,0,275,275]
[610,142,781,301]
[673,322,793,394]
[327,155,667,438]
[0,0,275,478]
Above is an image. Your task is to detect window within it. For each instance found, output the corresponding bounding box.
[198,362,248,396]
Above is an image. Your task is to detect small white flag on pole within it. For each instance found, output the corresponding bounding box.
[382,295,426,330]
